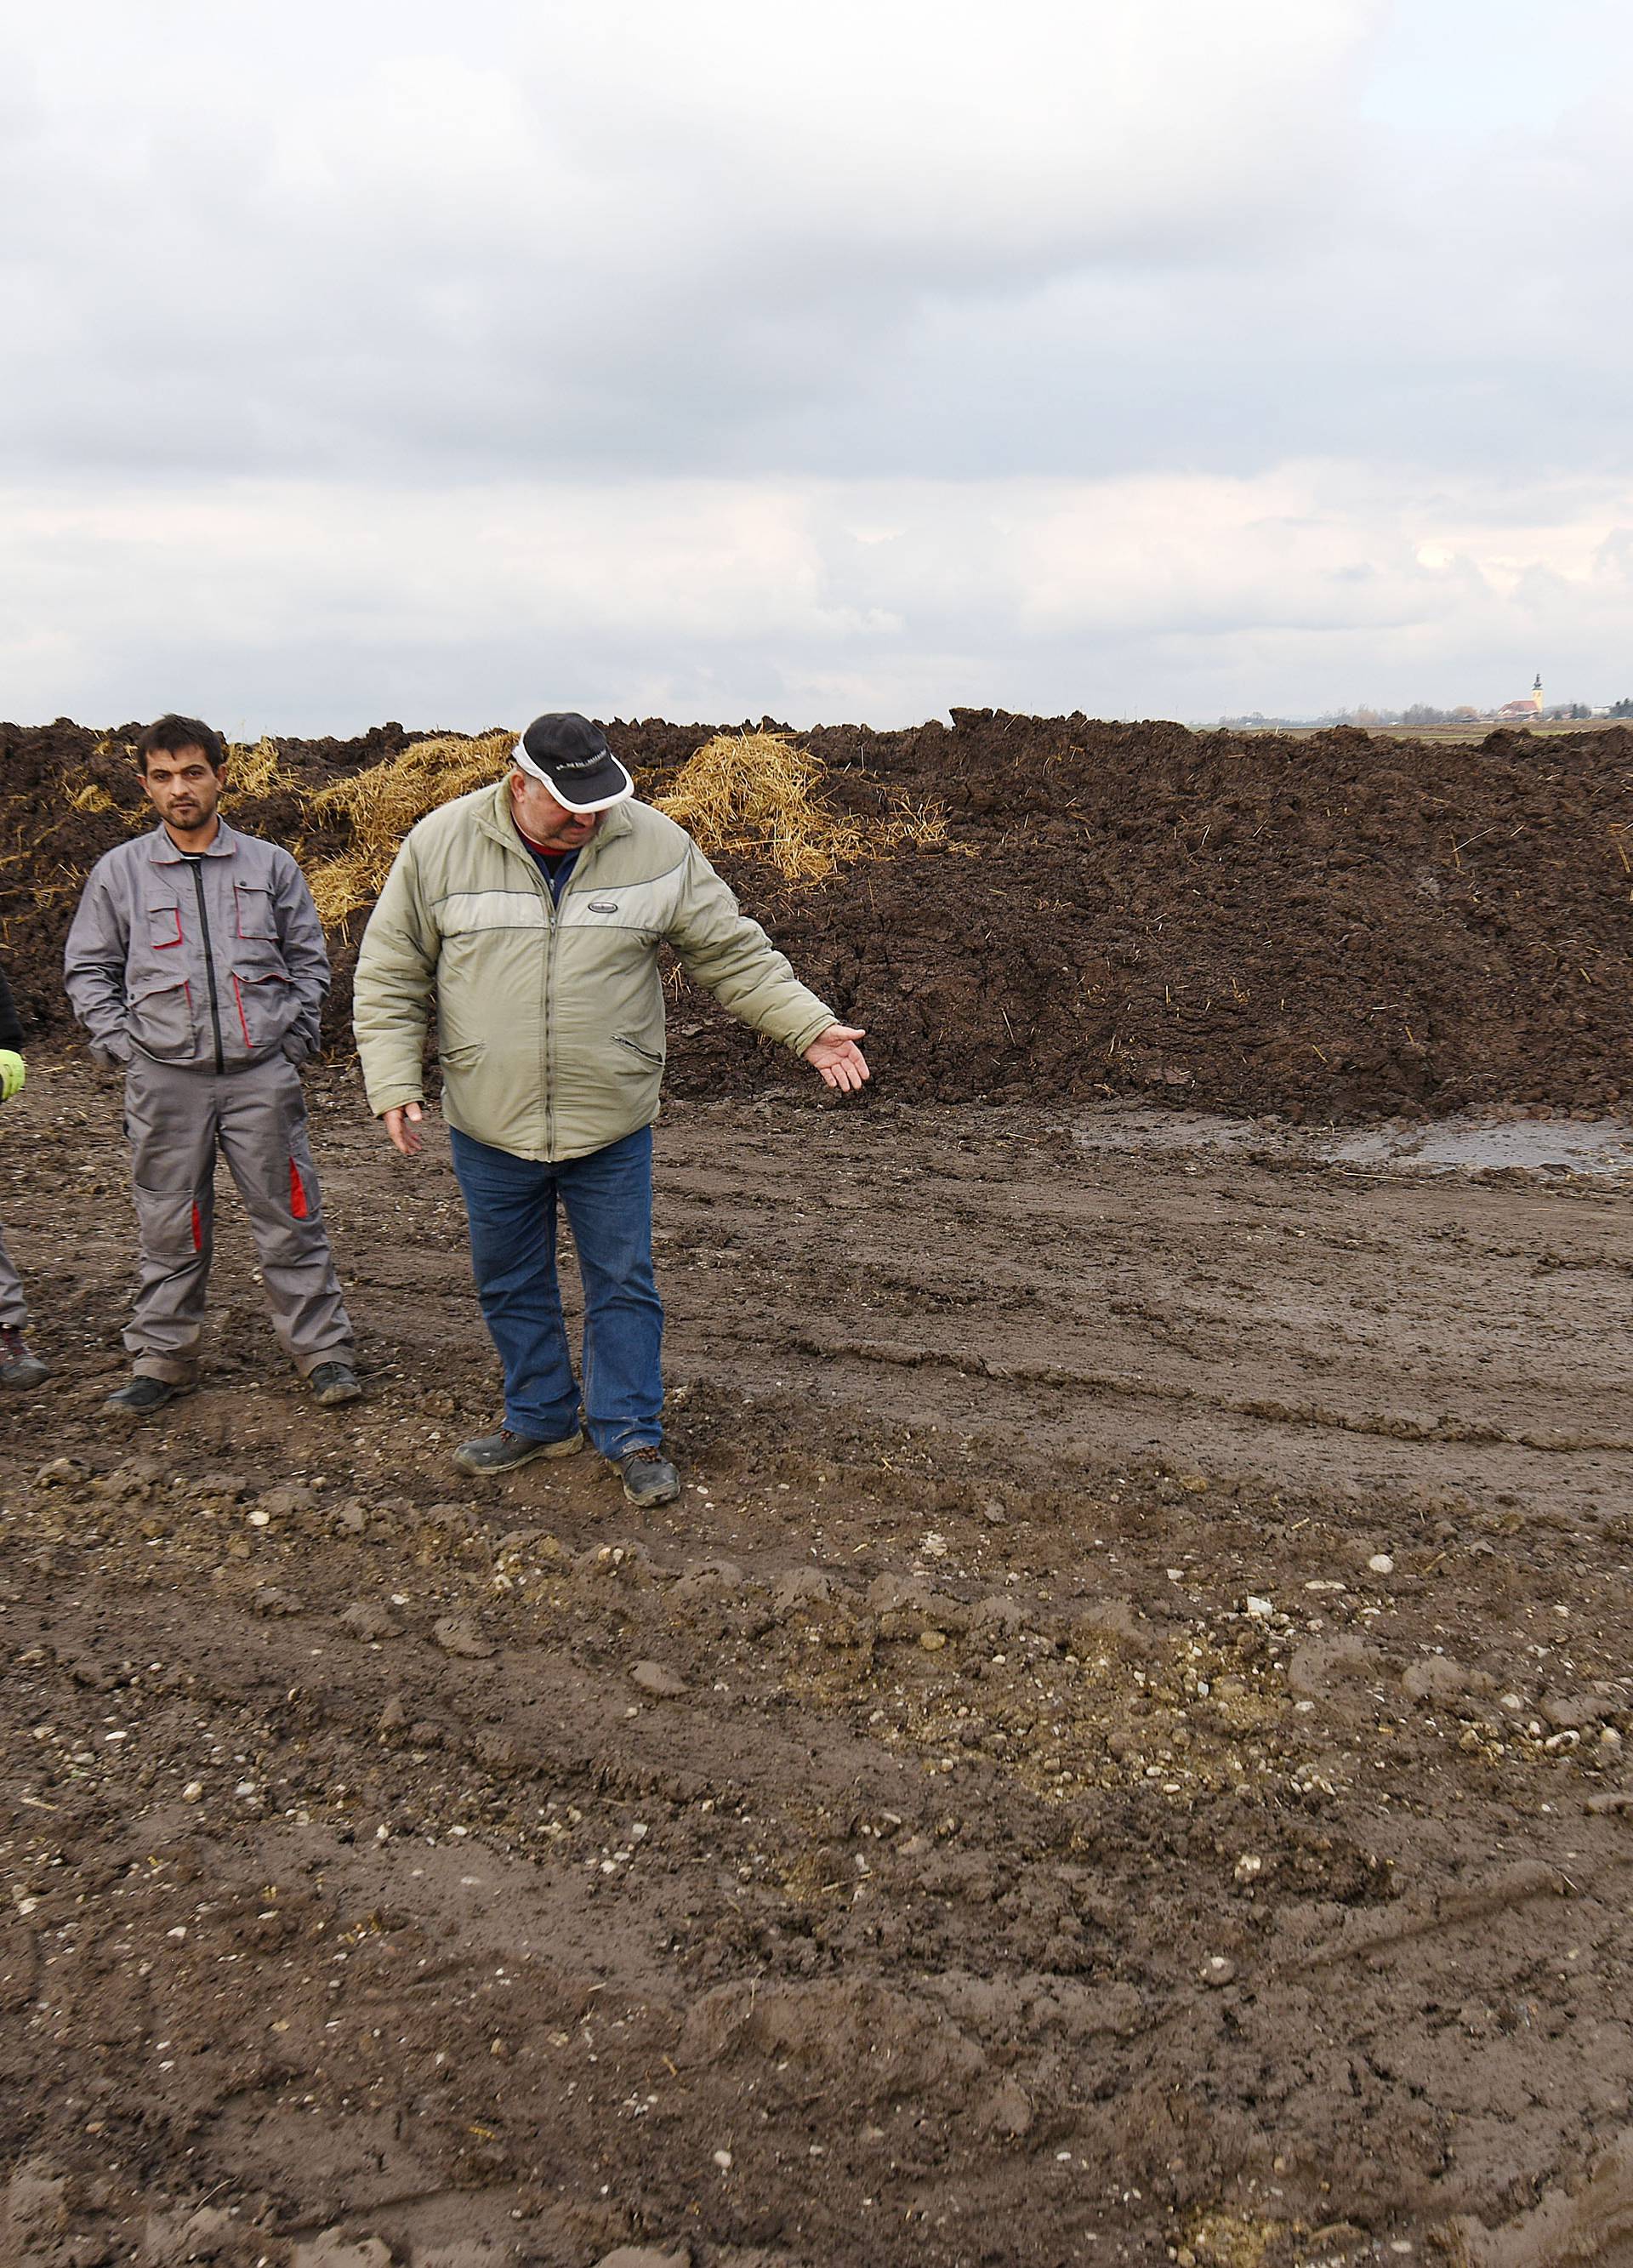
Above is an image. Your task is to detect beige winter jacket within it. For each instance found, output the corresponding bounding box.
[353,780,836,1161]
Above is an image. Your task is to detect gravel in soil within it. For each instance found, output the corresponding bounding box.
[3,1068,1633,2265]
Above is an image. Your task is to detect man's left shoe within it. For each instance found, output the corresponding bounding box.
[104,1374,193,1417]
[454,1426,584,1475]
[0,1326,48,1390]
[309,1361,363,1407]
[613,1445,682,1507]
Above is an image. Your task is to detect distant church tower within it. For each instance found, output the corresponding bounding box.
[1531,672,1544,713]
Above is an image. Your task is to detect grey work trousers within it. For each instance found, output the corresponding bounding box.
[123,1051,353,1383]
[0,1221,26,1331]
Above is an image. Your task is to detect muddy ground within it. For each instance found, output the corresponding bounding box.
[3,1065,1633,2268]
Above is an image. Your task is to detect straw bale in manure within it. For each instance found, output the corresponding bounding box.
[304,730,515,924]
[656,731,953,882]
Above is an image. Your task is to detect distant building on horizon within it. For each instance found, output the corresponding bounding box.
[1492,672,1544,723]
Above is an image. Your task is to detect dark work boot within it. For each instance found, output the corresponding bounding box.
[0,1326,48,1390]
[104,1374,193,1417]
[309,1361,363,1407]
[453,1425,584,1476]
[613,1445,681,1507]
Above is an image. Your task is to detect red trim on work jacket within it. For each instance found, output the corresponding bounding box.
[231,974,252,1049]
[154,909,183,947]
[289,1160,309,1221]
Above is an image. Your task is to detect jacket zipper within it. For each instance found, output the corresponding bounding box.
[190,862,226,1072]
[504,818,600,1158]
[543,881,556,1159]
[518,851,564,1159]
[551,849,612,1162]
[543,848,594,1156]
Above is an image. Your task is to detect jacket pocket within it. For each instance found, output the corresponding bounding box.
[233,881,277,938]
[229,949,299,1058]
[127,972,196,1061]
[147,900,185,949]
[613,1033,665,1069]
[435,1040,486,1119]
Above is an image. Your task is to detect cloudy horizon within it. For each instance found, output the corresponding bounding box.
[4,0,1630,734]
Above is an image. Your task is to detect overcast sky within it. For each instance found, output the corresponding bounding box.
[4,0,1630,732]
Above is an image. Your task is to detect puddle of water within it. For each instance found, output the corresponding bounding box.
[1326,1120,1633,1175]
[1068,1108,1633,1179]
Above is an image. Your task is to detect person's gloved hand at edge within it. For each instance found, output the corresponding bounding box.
[0,1051,25,1105]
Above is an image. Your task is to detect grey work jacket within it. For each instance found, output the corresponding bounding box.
[64,821,331,1073]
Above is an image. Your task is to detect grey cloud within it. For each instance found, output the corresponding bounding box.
[2,1,1382,483]
[5,0,1633,728]
[5,464,1629,733]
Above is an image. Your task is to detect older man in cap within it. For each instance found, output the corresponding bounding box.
[353,712,868,1504]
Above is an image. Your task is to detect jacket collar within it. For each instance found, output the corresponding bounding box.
[146,817,242,865]
[475,776,635,867]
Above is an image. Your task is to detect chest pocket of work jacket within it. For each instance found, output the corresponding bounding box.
[233,881,278,938]
[127,899,194,1058]
[147,901,185,951]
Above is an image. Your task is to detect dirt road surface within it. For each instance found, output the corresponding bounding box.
[4,1068,1633,2268]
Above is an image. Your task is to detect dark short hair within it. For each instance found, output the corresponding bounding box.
[134,714,226,774]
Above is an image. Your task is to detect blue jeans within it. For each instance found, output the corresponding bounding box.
[448,1124,663,1458]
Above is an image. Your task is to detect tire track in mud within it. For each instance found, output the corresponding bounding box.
[703,1318,1633,1456]
[649,1105,1633,1527]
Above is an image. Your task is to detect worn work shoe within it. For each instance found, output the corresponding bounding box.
[614,1445,682,1507]
[452,1426,584,1476]
[309,1360,363,1407]
[0,1325,48,1390]
[103,1374,193,1417]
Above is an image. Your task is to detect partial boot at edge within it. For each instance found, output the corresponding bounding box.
[0,1326,48,1390]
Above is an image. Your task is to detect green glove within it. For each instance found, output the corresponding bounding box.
[0,1051,24,1104]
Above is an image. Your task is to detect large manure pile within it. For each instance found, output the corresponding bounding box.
[2,709,1629,1120]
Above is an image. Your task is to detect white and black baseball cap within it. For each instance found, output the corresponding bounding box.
[513,712,634,813]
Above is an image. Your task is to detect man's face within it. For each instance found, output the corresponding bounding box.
[141,746,225,834]
[509,767,602,852]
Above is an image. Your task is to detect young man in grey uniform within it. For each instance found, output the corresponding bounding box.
[0,956,49,1389]
[64,715,361,1416]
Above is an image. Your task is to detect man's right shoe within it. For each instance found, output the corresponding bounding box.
[0,1326,48,1390]
[614,1445,682,1507]
[309,1360,363,1407]
[103,1375,193,1417]
[452,1425,584,1476]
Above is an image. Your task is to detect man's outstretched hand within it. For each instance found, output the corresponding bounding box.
[382,1101,424,1156]
[803,1024,870,1092]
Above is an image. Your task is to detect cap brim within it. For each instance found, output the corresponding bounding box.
[513,742,634,812]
